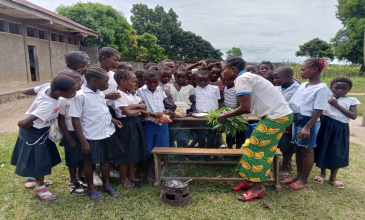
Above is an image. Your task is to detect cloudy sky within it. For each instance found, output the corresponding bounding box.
[28,0,343,63]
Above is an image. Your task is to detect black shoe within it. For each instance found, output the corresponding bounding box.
[78,177,88,188]
[69,182,86,196]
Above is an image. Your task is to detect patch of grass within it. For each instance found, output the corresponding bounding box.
[351,95,365,116]
[1,133,365,219]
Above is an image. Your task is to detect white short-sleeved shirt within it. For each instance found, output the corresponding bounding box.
[137,85,165,120]
[324,97,361,123]
[113,90,141,118]
[59,97,74,131]
[69,85,115,140]
[26,83,60,129]
[235,71,292,119]
[169,84,195,107]
[195,84,221,113]
[289,82,332,117]
[102,71,118,106]
[224,86,238,108]
[276,80,300,103]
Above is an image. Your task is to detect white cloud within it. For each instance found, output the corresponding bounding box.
[27,0,343,63]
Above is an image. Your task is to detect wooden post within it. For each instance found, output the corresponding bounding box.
[362,29,365,127]
[154,154,162,186]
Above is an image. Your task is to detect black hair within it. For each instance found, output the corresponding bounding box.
[116,62,132,70]
[246,63,258,68]
[134,69,145,80]
[175,60,186,68]
[273,66,293,76]
[264,70,274,78]
[98,47,120,62]
[51,75,76,92]
[330,77,353,89]
[259,61,274,70]
[114,69,135,84]
[208,62,222,71]
[304,58,329,73]
[224,56,246,71]
[65,51,88,65]
[159,66,171,73]
[57,69,80,79]
[202,58,215,65]
[161,59,174,65]
[144,69,159,80]
[84,67,107,81]
[196,69,211,78]
[145,62,157,70]
[176,68,189,76]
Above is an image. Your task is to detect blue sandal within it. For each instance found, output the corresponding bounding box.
[87,191,103,201]
[103,186,120,197]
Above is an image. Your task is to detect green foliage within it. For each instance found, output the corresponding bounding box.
[131,4,223,60]
[56,2,137,58]
[205,107,248,136]
[331,0,365,71]
[295,38,334,60]
[226,47,243,58]
[131,33,167,62]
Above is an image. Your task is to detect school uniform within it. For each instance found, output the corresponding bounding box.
[112,90,148,164]
[234,70,293,182]
[137,85,169,157]
[159,83,177,113]
[315,97,361,170]
[275,80,300,154]
[289,82,332,148]
[11,83,61,178]
[58,97,83,168]
[169,84,195,110]
[69,85,124,164]
[102,71,118,118]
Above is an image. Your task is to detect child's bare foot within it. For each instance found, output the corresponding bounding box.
[279,171,289,180]
[314,176,325,184]
[288,180,310,191]
[103,186,120,197]
[87,186,103,201]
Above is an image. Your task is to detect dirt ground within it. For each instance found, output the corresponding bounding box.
[0,97,364,147]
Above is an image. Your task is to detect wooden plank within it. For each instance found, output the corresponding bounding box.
[169,127,213,130]
[152,147,282,156]
[160,176,274,182]
[168,160,239,165]
[171,114,259,122]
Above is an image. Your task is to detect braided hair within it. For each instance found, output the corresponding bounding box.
[224,56,246,71]
[51,75,76,92]
[84,67,107,81]
[134,69,145,80]
[114,69,135,84]
[196,69,211,78]
[304,58,329,73]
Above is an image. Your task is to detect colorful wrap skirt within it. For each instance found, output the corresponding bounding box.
[235,114,293,182]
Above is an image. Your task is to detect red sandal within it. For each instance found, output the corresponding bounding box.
[237,190,264,202]
[232,182,253,192]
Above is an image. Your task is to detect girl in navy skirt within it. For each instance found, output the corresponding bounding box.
[69,67,125,201]
[112,69,148,187]
[11,74,78,201]
[314,77,361,189]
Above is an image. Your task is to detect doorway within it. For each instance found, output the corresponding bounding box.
[28,45,39,81]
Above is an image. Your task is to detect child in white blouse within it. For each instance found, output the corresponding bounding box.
[314,77,361,188]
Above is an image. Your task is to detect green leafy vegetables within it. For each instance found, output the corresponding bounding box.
[205,107,248,136]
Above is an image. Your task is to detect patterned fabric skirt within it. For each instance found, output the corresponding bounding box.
[235,113,293,182]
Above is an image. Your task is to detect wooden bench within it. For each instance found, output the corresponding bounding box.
[152,147,283,190]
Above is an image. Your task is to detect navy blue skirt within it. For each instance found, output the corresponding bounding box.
[315,115,350,170]
[59,131,83,168]
[75,133,124,164]
[114,116,148,164]
[11,127,61,178]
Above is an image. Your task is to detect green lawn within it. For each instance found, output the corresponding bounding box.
[1,132,365,219]
[352,95,365,116]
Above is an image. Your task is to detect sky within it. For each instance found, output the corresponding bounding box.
[28,0,344,63]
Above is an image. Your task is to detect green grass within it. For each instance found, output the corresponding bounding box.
[352,95,365,116]
[1,132,365,219]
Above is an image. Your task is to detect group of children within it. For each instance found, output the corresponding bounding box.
[10,48,360,202]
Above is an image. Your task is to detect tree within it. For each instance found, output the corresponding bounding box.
[131,33,167,62]
[295,38,334,60]
[56,2,137,58]
[331,0,365,72]
[226,47,242,58]
[130,4,222,60]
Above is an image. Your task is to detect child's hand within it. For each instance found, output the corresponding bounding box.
[67,138,77,150]
[112,118,123,129]
[298,127,310,139]
[140,110,150,117]
[80,140,90,154]
[105,91,121,100]
[328,97,339,107]
[217,114,227,123]
[150,112,163,118]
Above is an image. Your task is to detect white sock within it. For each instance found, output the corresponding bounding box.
[37,185,53,196]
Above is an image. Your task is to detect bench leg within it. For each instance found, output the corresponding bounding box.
[154,154,162,187]
[273,155,281,191]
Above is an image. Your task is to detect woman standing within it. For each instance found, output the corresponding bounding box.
[217,57,293,201]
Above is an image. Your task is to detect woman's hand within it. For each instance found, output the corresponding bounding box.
[80,140,90,154]
[217,114,227,123]
[112,118,123,129]
[298,127,310,139]
[67,138,77,150]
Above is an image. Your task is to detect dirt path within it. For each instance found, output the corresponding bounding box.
[1,97,364,147]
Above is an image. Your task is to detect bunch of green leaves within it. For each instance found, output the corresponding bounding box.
[205,107,248,136]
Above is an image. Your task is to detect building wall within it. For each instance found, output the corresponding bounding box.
[80,46,99,66]
[26,36,52,81]
[50,41,67,74]
[0,32,27,84]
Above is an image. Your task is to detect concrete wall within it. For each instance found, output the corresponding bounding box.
[80,46,99,66]
[50,41,67,74]
[26,36,52,81]
[0,32,27,84]
[67,44,79,52]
